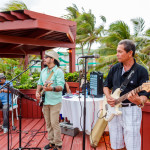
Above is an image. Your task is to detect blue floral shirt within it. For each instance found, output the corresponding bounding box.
[0,80,13,105]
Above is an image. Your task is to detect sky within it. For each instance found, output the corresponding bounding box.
[1,0,150,49]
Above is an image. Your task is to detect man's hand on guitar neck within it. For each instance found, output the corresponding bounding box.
[107,96,116,107]
[128,90,147,106]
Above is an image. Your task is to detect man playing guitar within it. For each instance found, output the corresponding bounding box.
[103,39,149,150]
[36,50,65,150]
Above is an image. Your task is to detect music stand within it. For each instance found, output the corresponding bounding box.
[0,61,41,150]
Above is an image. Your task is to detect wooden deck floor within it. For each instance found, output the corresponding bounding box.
[0,118,111,150]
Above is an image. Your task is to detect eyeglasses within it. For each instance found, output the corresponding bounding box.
[44,56,52,59]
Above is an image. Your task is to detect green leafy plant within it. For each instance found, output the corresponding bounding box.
[12,68,40,89]
[0,58,40,89]
[64,72,79,82]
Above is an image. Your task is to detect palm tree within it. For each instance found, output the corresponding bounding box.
[77,11,106,55]
[64,5,106,71]
[131,18,150,72]
[63,4,80,21]
[95,20,131,76]
[95,18,150,77]
[0,0,28,11]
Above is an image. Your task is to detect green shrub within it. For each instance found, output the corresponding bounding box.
[13,68,40,89]
[64,72,79,82]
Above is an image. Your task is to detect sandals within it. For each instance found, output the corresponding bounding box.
[44,143,55,150]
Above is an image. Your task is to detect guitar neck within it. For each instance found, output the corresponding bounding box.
[115,85,142,105]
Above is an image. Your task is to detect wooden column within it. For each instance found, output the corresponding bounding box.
[69,48,75,72]
[24,54,29,69]
[40,50,45,70]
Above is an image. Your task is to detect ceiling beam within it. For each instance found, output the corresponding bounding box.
[0,54,24,58]
[4,30,54,50]
[0,48,41,55]
[0,20,37,31]
[0,34,75,48]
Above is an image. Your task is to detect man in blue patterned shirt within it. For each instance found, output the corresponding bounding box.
[0,73,12,133]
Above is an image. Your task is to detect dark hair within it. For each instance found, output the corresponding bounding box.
[54,59,60,67]
[118,39,135,56]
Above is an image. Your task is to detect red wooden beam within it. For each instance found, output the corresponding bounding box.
[0,48,41,55]
[0,20,37,31]
[0,34,75,48]
[3,30,53,50]
[0,49,22,54]
[24,9,76,26]
[28,30,54,39]
[0,54,24,58]
[11,11,30,20]
[0,20,74,43]
[37,20,73,36]
[0,12,18,21]
[0,16,6,22]
[67,28,75,43]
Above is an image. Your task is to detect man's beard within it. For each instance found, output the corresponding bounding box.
[44,64,48,68]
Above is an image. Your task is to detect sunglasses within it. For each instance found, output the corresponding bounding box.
[44,55,52,59]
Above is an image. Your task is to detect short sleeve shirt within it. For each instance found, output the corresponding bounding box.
[38,65,65,105]
[103,61,149,103]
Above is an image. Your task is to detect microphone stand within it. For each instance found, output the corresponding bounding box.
[83,58,87,150]
[0,61,41,150]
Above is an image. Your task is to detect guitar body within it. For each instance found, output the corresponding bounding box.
[39,93,45,107]
[38,81,53,107]
[103,88,122,121]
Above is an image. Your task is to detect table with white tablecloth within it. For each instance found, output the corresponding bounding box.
[60,94,104,135]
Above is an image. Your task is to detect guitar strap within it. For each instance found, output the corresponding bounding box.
[120,63,138,92]
[46,68,58,82]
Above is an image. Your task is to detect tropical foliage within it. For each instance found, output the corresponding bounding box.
[64,72,79,82]
[0,0,28,11]
[0,58,40,89]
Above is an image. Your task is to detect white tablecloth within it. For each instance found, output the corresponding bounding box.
[60,94,104,135]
